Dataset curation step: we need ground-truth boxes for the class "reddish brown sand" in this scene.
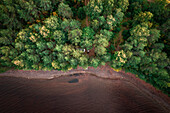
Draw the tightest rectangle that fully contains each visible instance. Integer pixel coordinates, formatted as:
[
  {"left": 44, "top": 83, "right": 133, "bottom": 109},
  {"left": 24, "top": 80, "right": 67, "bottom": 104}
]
[{"left": 0, "top": 65, "right": 169, "bottom": 113}]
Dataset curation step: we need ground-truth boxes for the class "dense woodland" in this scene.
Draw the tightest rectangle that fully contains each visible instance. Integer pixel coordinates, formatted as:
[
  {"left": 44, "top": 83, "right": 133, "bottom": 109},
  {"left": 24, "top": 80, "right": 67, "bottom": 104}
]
[{"left": 0, "top": 0, "right": 169, "bottom": 95}]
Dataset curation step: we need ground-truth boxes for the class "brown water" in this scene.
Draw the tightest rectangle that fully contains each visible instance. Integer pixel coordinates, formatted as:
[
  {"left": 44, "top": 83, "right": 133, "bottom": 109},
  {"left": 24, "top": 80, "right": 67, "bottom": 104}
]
[{"left": 0, "top": 74, "right": 167, "bottom": 113}]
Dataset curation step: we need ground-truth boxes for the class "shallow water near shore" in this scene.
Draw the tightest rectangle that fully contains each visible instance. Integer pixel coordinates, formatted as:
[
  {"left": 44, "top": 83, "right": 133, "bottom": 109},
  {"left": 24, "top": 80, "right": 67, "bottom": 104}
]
[{"left": 0, "top": 74, "right": 168, "bottom": 113}]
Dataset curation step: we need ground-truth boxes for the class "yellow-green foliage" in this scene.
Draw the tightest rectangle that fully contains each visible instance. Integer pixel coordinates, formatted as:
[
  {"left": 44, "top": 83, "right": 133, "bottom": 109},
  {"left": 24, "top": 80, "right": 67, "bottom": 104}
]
[{"left": 112, "top": 68, "right": 122, "bottom": 72}]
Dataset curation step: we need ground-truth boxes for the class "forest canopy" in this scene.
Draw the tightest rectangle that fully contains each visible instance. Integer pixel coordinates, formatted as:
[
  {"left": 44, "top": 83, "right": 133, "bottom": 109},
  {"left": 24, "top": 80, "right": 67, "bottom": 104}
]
[{"left": 0, "top": 0, "right": 170, "bottom": 95}]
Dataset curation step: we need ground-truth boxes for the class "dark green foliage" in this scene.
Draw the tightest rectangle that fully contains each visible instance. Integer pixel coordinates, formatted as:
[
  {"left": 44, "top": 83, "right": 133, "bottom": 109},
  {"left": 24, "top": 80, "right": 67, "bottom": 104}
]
[
  {"left": 149, "top": 0, "right": 169, "bottom": 25},
  {"left": 104, "top": 9, "right": 124, "bottom": 30},
  {"left": 0, "top": 0, "right": 61, "bottom": 67},
  {"left": 40, "top": 0, "right": 52, "bottom": 11},
  {"left": 61, "top": 19, "right": 81, "bottom": 32},
  {"left": 42, "top": 55, "right": 52, "bottom": 65},
  {"left": 98, "top": 16, "right": 106, "bottom": 26},
  {"left": 122, "top": 23, "right": 169, "bottom": 95},
  {"left": 122, "top": 30, "right": 130, "bottom": 40},
  {"left": 133, "top": 11, "right": 153, "bottom": 25},
  {"left": 94, "top": 32, "right": 110, "bottom": 56},
  {"left": 84, "top": 0, "right": 103, "bottom": 20},
  {"left": 0, "top": 67, "right": 12, "bottom": 73},
  {"left": 90, "top": 58, "right": 100, "bottom": 68},
  {"left": 68, "top": 29, "right": 82, "bottom": 46},
  {"left": 100, "top": 29, "right": 113, "bottom": 41},
  {"left": 122, "top": 22, "right": 128, "bottom": 27},
  {"left": 80, "top": 27, "right": 95, "bottom": 50},
  {"left": 52, "top": 30, "right": 66, "bottom": 44},
  {"left": 47, "top": 42, "right": 55, "bottom": 49},
  {"left": 58, "top": 2, "right": 73, "bottom": 19},
  {"left": 91, "top": 19, "right": 99, "bottom": 31},
  {"left": 117, "top": 0, "right": 129, "bottom": 12},
  {"left": 114, "top": 27, "right": 121, "bottom": 32},
  {"left": 160, "top": 19, "right": 170, "bottom": 56},
  {"left": 102, "top": 0, "right": 114, "bottom": 15},
  {"left": 128, "top": 2, "right": 142, "bottom": 16},
  {"left": 78, "top": 7, "right": 86, "bottom": 20}
]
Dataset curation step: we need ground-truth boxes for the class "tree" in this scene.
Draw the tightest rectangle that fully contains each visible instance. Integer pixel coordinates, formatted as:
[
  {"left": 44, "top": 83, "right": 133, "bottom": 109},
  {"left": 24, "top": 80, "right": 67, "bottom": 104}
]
[
  {"left": 62, "top": 44, "right": 74, "bottom": 56},
  {"left": 128, "top": 2, "right": 142, "bottom": 16},
  {"left": 111, "top": 50, "right": 127, "bottom": 68},
  {"left": 114, "top": 8, "right": 124, "bottom": 25},
  {"left": 0, "top": 46, "right": 10, "bottom": 57},
  {"left": 69, "top": 58, "right": 78, "bottom": 68},
  {"left": 36, "top": 41, "right": 47, "bottom": 51},
  {"left": 90, "top": 58, "right": 100, "bottom": 68},
  {"left": 122, "top": 22, "right": 169, "bottom": 93},
  {"left": 42, "top": 55, "right": 52, "bottom": 65},
  {"left": 52, "top": 60, "right": 60, "bottom": 69},
  {"left": 12, "top": 59, "right": 24, "bottom": 68},
  {"left": 68, "top": 29, "right": 82, "bottom": 46},
  {"left": 95, "top": 46, "right": 107, "bottom": 56},
  {"left": 57, "top": 53, "right": 65, "bottom": 62},
  {"left": 39, "top": 26, "right": 50, "bottom": 38},
  {"left": 102, "top": 0, "right": 114, "bottom": 15},
  {"left": 40, "top": 0, "right": 52, "bottom": 11},
  {"left": 98, "top": 16, "right": 106, "bottom": 26},
  {"left": 17, "top": 1, "right": 39, "bottom": 22},
  {"left": 133, "top": 11, "right": 153, "bottom": 25},
  {"left": 130, "top": 23, "right": 150, "bottom": 37},
  {"left": 0, "top": 29, "right": 13, "bottom": 45},
  {"left": 149, "top": 0, "right": 169, "bottom": 24},
  {"left": 69, "top": 19, "right": 81, "bottom": 30},
  {"left": 72, "top": 49, "right": 83, "bottom": 59},
  {"left": 84, "top": 0, "right": 103, "bottom": 19},
  {"left": 94, "top": 33, "right": 109, "bottom": 56},
  {"left": 61, "top": 19, "right": 81, "bottom": 32},
  {"left": 104, "top": 9, "right": 124, "bottom": 30},
  {"left": 80, "top": 27, "right": 95, "bottom": 50},
  {"left": 105, "top": 15, "right": 116, "bottom": 30},
  {"left": 79, "top": 55, "right": 88, "bottom": 68},
  {"left": 78, "top": 7, "right": 86, "bottom": 20},
  {"left": 94, "top": 34, "right": 109, "bottom": 47},
  {"left": 54, "top": 44, "right": 63, "bottom": 52},
  {"left": 58, "top": 2, "right": 73, "bottom": 19},
  {"left": 44, "top": 16, "right": 60, "bottom": 30},
  {"left": 147, "top": 29, "right": 160, "bottom": 44},
  {"left": 160, "top": 19, "right": 170, "bottom": 56},
  {"left": 28, "top": 55, "right": 40, "bottom": 63},
  {"left": 47, "top": 42, "right": 55, "bottom": 49},
  {"left": 52, "top": 30, "right": 66, "bottom": 44},
  {"left": 100, "top": 29, "right": 113, "bottom": 41},
  {"left": 91, "top": 19, "right": 99, "bottom": 31},
  {"left": 117, "top": 0, "right": 129, "bottom": 12},
  {"left": 122, "top": 23, "right": 150, "bottom": 69},
  {"left": 16, "top": 29, "right": 29, "bottom": 42}
]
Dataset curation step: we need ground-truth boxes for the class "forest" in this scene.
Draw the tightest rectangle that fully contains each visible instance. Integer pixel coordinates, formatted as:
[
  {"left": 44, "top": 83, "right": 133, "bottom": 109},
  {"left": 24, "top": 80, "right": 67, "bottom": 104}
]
[{"left": 0, "top": 0, "right": 169, "bottom": 95}]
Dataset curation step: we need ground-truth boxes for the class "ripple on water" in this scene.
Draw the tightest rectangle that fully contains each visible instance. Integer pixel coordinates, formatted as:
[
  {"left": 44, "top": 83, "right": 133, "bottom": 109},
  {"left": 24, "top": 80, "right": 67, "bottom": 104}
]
[{"left": 0, "top": 74, "right": 168, "bottom": 113}]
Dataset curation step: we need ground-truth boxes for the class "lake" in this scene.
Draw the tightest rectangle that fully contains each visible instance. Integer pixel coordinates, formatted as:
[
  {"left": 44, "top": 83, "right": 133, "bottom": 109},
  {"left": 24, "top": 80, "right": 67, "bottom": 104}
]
[{"left": 0, "top": 74, "right": 167, "bottom": 113}]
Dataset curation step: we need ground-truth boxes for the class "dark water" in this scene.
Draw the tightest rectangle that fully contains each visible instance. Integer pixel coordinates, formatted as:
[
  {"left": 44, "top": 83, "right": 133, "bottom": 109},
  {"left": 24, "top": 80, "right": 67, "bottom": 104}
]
[{"left": 0, "top": 74, "right": 167, "bottom": 113}]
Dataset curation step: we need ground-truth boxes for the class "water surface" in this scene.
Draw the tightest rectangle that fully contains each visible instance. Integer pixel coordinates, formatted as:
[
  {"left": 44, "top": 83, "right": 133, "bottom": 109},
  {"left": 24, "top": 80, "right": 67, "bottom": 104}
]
[{"left": 0, "top": 74, "right": 167, "bottom": 113}]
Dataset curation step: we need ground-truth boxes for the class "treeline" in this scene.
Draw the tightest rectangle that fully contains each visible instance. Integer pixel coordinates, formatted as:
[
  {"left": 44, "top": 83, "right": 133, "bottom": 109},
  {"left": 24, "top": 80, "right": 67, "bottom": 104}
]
[{"left": 0, "top": 0, "right": 169, "bottom": 95}]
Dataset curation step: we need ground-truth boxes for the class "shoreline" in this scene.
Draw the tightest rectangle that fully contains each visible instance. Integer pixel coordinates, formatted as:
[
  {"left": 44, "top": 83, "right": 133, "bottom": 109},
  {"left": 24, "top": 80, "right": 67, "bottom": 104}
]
[
  {"left": 0, "top": 65, "right": 170, "bottom": 111},
  {"left": 0, "top": 65, "right": 125, "bottom": 80}
]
